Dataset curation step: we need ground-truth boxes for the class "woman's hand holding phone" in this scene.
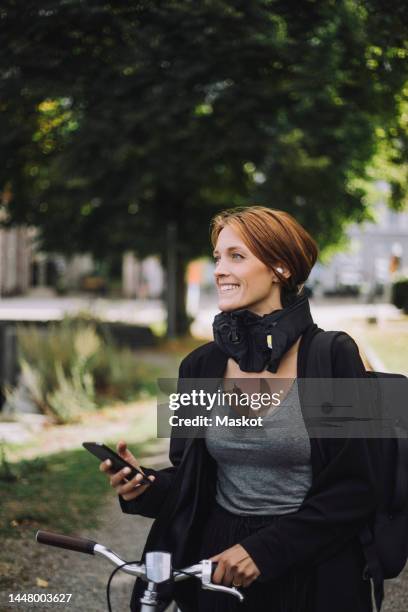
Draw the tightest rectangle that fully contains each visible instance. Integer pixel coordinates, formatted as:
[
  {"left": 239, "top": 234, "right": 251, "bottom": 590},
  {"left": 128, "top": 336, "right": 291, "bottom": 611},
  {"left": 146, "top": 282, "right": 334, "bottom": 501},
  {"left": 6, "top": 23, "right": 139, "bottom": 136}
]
[{"left": 99, "top": 440, "right": 156, "bottom": 501}]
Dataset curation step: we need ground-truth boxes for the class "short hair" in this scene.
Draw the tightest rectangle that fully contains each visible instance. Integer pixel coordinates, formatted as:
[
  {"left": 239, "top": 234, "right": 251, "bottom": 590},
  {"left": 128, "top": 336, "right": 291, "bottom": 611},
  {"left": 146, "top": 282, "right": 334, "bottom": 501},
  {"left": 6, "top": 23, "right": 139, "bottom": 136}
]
[{"left": 210, "top": 205, "right": 319, "bottom": 307}]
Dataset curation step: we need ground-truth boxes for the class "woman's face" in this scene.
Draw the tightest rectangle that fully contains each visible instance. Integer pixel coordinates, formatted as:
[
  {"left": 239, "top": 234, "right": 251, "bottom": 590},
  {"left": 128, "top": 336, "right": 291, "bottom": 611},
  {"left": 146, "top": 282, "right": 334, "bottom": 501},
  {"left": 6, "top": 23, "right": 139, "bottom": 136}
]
[{"left": 213, "top": 225, "right": 284, "bottom": 315}]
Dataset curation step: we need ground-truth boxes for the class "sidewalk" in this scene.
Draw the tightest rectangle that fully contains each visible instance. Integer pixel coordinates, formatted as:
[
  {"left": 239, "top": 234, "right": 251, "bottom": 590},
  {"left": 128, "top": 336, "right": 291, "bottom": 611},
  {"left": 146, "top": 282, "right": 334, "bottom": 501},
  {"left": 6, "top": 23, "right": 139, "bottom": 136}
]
[
  {"left": 0, "top": 295, "right": 165, "bottom": 325},
  {"left": 0, "top": 293, "right": 405, "bottom": 375}
]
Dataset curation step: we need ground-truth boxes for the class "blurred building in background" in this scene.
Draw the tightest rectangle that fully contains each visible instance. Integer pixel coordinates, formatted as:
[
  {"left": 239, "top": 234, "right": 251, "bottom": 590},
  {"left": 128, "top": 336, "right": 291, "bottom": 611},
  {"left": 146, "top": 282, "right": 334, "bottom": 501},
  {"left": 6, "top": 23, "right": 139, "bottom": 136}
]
[
  {"left": 308, "top": 197, "right": 408, "bottom": 298},
  {"left": 0, "top": 224, "right": 164, "bottom": 298},
  {"left": 0, "top": 226, "right": 34, "bottom": 296},
  {"left": 1, "top": 195, "right": 406, "bottom": 301},
  {"left": 122, "top": 253, "right": 164, "bottom": 299}
]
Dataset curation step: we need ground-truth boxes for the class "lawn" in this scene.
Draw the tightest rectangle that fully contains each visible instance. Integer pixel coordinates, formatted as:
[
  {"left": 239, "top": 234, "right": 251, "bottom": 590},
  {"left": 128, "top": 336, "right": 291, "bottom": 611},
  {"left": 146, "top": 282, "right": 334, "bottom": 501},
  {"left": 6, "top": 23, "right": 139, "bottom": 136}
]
[
  {"left": 0, "top": 336, "right": 202, "bottom": 597},
  {"left": 0, "top": 441, "right": 154, "bottom": 540},
  {"left": 0, "top": 440, "right": 155, "bottom": 593},
  {"left": 365, "top": 330, "right": 408, "bottom": 374},
  {"left": 350, "top": 324, "right": 408, "bottom": 375}
]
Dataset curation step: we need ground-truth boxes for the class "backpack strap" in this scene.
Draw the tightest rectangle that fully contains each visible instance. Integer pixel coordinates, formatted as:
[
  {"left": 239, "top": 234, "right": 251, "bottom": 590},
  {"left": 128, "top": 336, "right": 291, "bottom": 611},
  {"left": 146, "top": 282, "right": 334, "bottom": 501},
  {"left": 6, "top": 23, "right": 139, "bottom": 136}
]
[
  {"left": 308, "top": 330, "right": 386, "bottom": 611},
  {"left": 394, "top": 438, "right": 408, "bottom": 512},
  {"left": 306, "top": 330, "right": 344, "bottom": 466},
  {"left": 366, "top": 372, "right": 408, "bottom": 513},
  {"left": 360, "top": 526, "right": 385, "bottom": 612},
  {"left": 306, "top": 329, "right": 342, "bottom": 378}
]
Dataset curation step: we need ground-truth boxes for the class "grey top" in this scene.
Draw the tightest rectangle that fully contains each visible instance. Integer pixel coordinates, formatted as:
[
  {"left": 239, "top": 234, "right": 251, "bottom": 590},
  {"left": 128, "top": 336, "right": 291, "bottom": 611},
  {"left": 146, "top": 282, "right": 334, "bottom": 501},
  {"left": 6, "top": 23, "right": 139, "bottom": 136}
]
[{"left": 205, "top": 379, "right": 313, "bottom": 516}]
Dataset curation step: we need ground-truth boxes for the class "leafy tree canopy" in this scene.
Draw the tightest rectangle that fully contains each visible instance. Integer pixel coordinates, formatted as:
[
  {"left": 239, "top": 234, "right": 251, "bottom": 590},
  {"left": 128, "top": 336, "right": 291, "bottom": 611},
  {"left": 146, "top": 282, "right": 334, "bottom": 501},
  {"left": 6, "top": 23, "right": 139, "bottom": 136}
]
[{"left": 1, "top": 0, "right": 407, "bottom": 263}]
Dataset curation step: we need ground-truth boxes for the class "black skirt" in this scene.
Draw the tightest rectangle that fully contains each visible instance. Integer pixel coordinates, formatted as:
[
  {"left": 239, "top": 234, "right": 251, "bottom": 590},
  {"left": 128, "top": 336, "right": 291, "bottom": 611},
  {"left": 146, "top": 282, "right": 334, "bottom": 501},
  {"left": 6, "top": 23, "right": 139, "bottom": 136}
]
[{"left": 195, "top": 502, "right": 315, "bottom": 612}]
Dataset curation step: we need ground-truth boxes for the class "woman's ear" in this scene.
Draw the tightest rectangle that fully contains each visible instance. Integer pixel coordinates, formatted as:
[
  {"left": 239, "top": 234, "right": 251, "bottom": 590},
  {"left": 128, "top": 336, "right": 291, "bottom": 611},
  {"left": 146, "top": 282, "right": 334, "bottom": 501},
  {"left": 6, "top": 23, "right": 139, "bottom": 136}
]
[{"left": 273, "top": 265, "right": 291, "bottom": 282}]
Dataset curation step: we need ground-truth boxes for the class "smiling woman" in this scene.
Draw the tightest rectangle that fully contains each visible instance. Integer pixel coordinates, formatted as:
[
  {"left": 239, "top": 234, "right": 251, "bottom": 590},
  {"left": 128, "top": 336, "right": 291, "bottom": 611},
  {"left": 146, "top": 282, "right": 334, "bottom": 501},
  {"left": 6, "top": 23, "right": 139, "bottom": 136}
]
[
  {"left": 109, "top": 205, "right": 378, "bottom": 612},
  {"left": 210, "top": 206, "right": 318, "bottom": 313}
]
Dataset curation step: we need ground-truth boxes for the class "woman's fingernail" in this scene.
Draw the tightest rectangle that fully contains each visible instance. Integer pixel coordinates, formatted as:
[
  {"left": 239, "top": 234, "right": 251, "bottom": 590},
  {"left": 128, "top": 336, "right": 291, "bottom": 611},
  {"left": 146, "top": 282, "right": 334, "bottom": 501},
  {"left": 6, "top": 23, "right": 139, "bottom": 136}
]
[
  {"left": 123, "top": 467, "right": 131, "bottom": 475},
  {"left": 106, "top": 460, "right": 111, "bottom": 467}
]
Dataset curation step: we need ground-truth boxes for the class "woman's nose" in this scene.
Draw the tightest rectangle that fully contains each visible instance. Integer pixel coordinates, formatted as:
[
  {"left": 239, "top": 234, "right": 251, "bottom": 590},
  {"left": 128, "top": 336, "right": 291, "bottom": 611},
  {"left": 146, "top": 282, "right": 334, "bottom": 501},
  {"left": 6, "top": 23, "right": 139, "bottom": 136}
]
[{"left": 214, "top": 259, "right": 229, "bottom": 278}]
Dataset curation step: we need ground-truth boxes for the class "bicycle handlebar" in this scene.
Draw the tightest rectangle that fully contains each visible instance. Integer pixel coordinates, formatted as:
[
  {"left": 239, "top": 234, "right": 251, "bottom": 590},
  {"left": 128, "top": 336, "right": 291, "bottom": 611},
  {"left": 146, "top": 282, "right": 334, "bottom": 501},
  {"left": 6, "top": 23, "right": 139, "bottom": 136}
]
[
  {"left": 36, "top": 530, "right": 244, "bottom": 603},
  {"left": 36, "top": 530, "right": 96, "bottom": 555}
]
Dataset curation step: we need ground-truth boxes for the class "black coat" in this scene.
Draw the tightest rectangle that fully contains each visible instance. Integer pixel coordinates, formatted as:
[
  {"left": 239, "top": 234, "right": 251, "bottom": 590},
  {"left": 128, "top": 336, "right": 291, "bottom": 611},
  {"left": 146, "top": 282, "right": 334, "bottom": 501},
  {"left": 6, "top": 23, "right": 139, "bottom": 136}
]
[{"left": 120, "top": 322, "right": 379, "bottom": 611}]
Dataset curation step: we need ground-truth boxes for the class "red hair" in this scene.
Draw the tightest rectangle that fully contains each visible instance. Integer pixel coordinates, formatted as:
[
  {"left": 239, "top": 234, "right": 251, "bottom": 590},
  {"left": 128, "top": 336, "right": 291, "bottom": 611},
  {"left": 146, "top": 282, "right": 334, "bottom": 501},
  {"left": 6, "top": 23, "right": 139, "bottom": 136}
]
[{"left": 210, "top": 206, "right": 319, "bottom": 306}]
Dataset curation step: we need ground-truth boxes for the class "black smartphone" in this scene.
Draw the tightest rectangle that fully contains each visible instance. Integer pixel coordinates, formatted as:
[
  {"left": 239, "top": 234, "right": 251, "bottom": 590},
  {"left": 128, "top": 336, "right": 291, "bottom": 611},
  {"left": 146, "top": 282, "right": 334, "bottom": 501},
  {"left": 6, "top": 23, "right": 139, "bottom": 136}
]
[{"left": 83, "top": 442, "right": 152, "bottom": 486}]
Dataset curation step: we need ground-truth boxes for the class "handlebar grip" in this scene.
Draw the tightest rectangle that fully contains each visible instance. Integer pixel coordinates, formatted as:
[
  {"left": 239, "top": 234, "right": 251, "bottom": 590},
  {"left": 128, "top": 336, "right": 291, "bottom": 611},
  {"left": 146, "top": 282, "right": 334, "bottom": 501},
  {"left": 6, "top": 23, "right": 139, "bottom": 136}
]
[{"left": 36, "top": 530, "right": 96, "bottom": 555}]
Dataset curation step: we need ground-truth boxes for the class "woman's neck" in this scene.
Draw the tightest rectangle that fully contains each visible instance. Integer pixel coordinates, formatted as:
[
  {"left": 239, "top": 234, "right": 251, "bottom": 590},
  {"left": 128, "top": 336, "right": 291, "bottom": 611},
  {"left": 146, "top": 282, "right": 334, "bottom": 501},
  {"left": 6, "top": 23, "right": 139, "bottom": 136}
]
[{"left": 247, "top": 302, "right": 283, "bottom": 316}]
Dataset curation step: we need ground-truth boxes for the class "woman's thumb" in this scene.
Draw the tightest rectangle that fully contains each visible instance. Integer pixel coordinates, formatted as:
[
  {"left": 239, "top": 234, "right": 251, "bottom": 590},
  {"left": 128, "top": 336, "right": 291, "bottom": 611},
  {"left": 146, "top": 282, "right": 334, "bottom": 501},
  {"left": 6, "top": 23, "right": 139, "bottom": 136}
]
[
  {"left": 117, "top": 440, "right": 139, "bottom": 468},
  {"left": 117, "top": 440, "right": 127, "bottom": 456}
]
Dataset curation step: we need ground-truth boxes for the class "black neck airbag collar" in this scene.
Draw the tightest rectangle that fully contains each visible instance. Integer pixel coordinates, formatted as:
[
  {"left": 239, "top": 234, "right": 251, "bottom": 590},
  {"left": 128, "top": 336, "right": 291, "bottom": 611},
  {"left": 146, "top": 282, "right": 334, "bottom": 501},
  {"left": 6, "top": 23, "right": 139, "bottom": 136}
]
[{"left": 212, "top": 294, "right": 314, "bottom": 373}]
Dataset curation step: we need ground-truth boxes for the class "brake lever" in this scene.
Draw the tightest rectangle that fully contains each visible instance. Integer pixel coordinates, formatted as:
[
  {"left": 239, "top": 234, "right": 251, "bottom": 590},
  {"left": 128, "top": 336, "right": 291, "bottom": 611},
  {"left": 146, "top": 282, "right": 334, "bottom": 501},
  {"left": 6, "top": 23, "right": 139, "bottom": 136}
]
[{"left": 200, "top": 559, "right": 244, "bottom": 602}]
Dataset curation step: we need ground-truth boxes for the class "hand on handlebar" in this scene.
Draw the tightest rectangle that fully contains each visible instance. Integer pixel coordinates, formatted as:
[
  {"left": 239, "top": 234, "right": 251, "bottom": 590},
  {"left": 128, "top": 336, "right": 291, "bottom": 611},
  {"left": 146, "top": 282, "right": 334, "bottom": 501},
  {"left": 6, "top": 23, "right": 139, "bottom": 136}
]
[
  {"left": 99, "top": 440, "right": 155, "bottom": 501},
  {"left": 210, "top": 543, "right": 260, "bottom": 589},
  {"left": 36, "top": 532, "right": 245, "bottom": 604}
]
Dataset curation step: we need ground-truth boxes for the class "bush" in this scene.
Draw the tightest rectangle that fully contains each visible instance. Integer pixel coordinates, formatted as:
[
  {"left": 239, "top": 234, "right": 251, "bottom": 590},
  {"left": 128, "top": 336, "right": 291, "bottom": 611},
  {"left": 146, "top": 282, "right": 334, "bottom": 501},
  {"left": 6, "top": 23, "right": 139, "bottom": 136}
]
[
  {"left": 391, "top": 277, "right": 408, "bottom": 313},
  {"left": 5, "top": 317, "right": 159, "bottom": 423}
]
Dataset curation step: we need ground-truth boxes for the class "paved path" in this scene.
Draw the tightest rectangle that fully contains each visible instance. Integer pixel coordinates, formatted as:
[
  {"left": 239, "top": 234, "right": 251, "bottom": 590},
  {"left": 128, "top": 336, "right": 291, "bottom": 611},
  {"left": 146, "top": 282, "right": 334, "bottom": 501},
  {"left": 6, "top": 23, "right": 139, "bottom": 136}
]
[
  {"left": 383, "top": 565, "right": 408, "bottom": 612},
  {"left": 0, "top": 294, "right": 403, "bottom": 332},
  {"left": 0, "top": 295, "right": 165, "bottom": 325}
]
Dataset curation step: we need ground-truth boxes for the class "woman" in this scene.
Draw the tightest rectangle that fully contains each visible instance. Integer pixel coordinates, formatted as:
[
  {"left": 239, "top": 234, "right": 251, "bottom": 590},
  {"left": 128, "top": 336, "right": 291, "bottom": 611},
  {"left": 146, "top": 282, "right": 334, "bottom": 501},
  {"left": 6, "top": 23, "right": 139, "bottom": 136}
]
[{"left": 100, "top": 206, "right": 378, "bottom": 612}]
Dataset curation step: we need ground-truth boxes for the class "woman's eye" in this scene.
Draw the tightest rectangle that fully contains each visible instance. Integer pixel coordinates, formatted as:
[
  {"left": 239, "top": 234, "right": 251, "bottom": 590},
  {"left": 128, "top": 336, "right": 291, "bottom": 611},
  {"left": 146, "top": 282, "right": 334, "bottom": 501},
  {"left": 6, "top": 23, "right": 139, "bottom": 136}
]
[{"left": 213, "top": 253, "right": 243, "bottom": 262}]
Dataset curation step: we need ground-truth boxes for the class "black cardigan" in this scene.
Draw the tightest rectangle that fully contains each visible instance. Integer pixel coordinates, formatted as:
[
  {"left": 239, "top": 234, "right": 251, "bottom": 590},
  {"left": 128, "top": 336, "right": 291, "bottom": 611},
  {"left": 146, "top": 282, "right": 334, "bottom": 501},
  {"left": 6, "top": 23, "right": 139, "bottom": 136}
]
[{"left": 120, "top": 323, "right": 379, "bottom": 611}]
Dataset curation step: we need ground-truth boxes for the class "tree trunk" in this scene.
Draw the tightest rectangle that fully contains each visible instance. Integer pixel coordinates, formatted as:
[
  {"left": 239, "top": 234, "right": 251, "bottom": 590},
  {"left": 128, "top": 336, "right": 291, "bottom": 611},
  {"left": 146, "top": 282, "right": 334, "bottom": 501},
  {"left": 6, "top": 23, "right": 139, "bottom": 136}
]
[
  {"left": 174, "top": 254, "right": 190, "bottom": 336},
  {"left": 166, "top": 223, "right": 190, "bottom": 338}
]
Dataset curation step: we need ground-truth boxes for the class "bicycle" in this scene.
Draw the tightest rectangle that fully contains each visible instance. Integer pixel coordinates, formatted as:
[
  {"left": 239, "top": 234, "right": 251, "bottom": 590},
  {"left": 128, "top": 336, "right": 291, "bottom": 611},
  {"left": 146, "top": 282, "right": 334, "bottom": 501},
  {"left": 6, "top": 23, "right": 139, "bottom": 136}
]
[{"left": 36, "top": 530, "right": 245, "bottom": 611}]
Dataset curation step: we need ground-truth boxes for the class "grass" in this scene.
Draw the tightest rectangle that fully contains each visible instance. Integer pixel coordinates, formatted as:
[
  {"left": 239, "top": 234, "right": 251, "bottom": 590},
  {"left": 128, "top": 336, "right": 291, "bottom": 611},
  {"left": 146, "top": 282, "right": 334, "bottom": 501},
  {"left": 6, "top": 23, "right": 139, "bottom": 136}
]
[
  {"left": 0, "top": 426, "right": 162, "bottom": 592},
  {"left": 158, "top": 335, "right": 206, "bottom": 354},
  {"left": 366, "top": 330, "right": 408, "bottom": 373},
  {"left": 10, "top": 320, "right": 163, "bottom": 424},
  {"left": 0, "top": 335, "right": 204, "bottom": 542},
  {"left": 0, "top": 441, "right": 153, "bottom": 541},
  {"left": 352, "top": 325, "right": 408, "bottom": 375},
  {"left": 0, "top": 396, "right": 160, "bottom": 464},
  {"left": 1, "top": 335, "right": 204, "bottom": 462},
  {"left": 0, "top": 335, "right": 204, "bottom": 594}
]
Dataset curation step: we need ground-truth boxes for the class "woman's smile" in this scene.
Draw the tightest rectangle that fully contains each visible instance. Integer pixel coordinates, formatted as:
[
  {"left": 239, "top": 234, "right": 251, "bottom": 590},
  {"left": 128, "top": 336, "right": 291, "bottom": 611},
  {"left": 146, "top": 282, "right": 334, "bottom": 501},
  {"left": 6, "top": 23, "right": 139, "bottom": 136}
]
[
  {"left": 218, "top": 283, "right": 241, "bottom": 293},
  {"left": 213, "top": 225, "right": 281, "bottom": 314}
]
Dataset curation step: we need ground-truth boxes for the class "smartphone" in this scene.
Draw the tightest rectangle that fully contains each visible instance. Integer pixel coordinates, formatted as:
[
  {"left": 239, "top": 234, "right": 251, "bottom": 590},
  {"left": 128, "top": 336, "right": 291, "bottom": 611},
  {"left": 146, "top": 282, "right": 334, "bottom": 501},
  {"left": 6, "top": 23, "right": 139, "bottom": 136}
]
[{"left": 83, "top": 442, "right": 152, "bottom": 486}]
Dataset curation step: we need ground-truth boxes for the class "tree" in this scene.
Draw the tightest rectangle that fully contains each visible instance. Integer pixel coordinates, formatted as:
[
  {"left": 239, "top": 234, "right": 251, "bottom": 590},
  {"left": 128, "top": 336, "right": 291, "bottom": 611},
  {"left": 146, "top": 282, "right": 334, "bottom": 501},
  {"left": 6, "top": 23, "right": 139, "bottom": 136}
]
[{"left": 1, "top": 0, "right": 407, "bottom": 334}]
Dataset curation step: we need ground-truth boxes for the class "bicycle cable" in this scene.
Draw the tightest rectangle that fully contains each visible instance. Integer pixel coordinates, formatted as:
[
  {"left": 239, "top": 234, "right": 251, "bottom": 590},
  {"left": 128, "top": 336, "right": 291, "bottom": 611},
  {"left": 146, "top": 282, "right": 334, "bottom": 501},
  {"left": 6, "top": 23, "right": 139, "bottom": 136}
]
[
  {"left": 173, "top": 569, "right": 200, "bottom": 578},
  {"left": 106, "top": 559, "right": 141, "bottom": 612}
]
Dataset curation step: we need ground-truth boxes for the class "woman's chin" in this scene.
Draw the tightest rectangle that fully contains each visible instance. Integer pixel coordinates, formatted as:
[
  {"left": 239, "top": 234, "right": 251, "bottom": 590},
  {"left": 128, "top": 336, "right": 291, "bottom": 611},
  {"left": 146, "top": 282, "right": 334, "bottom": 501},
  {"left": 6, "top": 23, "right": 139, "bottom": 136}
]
[{"left": 218, "top": 297, "right": 246, "bottom": 312}]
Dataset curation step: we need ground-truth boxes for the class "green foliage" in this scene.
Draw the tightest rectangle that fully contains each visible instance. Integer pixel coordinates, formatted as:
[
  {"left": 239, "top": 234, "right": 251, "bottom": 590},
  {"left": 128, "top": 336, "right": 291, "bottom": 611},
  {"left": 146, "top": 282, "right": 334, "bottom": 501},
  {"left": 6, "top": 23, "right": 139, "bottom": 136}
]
[
  {"left": 91, "top": 344, "right": 157, "bottom": 401},
  {"left": 0, "top": 449, "right": 110, "bottom": 539},
  {"left": 46, "top": 361, "right": 97, "bottom": 423},
  {"left": 1, "top": 1, "right": 407, "bottom": 258},
  {"left": 0, "top": 442, "right": 154, "bottom": 541},
  {"left": 0, "top": 443, "right": 18, "bottom": 482},
  {"left": 5, "top": 319, "right": 158, "bottom": 423},
  {"left": 15, "top": 322, "right": 96, "bottom": 401}
]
